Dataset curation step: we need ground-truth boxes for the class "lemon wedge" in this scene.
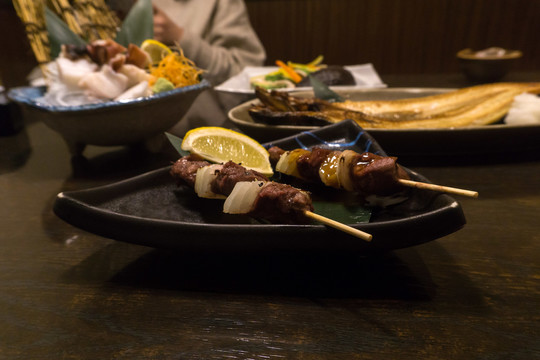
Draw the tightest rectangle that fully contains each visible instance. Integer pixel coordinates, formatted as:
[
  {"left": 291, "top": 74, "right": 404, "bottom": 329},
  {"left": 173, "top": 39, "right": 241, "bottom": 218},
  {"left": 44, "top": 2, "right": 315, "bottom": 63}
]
[
  {"left": 181, "top": 127, "right": 273, "bottom": 176},
  {"left": 141, "top": 39, "right": 172, "bottom": 65}
]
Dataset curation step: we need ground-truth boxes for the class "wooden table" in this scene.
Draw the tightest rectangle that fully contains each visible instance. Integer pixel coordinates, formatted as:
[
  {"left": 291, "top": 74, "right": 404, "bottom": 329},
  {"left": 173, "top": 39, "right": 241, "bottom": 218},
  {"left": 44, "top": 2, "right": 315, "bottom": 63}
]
[{"left": 1, "top": 74, "right": 539, "bottom": 359}]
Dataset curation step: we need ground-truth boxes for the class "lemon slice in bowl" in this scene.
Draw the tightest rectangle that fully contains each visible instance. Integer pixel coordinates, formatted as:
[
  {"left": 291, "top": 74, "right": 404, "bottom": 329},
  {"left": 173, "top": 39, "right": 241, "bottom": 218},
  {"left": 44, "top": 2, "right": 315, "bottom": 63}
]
[
  {"left": 181, "top": 127, "right": 273, "bottom": 176},
  {"left": 141, "top": 39, "right": 172, "bottom": 65}
]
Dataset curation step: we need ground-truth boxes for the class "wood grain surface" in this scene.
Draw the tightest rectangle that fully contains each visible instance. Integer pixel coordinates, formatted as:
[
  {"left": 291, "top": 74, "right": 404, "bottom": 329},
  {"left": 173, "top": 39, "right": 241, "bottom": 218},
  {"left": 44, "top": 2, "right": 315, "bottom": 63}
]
[{"left": 1, "top": 74, "right": 539, "bottom": 359}]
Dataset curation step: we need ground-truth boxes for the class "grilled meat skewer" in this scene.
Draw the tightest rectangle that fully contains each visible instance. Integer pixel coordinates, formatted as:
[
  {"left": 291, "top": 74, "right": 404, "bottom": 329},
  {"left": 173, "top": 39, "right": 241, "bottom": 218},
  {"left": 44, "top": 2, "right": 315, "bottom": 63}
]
[
  {"left": 269, "top": 146, "right": 410, "bottom": 196},
  {"left": 170, "top": 155, "right": 313, "bottom": 224}
]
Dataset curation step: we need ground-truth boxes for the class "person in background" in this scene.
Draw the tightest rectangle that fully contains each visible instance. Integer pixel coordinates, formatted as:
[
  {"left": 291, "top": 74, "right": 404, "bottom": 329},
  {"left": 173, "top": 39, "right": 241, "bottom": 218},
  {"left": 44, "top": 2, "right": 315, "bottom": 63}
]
[
  {"left": 153, "top": 0, "right": 266, "bottom": 86},
  {"left": 110, "top": 0, "right": 266, "bottom": 138}
]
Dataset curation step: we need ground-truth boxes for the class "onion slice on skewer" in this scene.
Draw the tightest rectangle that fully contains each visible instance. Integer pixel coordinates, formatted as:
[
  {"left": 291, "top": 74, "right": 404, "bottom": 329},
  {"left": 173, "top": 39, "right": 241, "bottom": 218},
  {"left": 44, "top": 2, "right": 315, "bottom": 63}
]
[
  {"left": 194, "top": 164, "right": 225, "bottom": 199},
  {"left": 275, "top": 149, "right": 309, "bottom": 178},
  {"left": 336, "top": 150, "right": 358, "bottom": 192},
  {"left": 223, "top": 181, "right": 266, "bottom": 214}
]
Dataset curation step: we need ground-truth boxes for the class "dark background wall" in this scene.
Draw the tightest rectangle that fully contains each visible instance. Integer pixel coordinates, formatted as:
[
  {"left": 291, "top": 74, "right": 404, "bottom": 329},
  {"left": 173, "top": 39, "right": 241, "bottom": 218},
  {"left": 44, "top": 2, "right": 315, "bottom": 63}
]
[
  {"left": 0, "top": 0, "right": 38, "bottom": 88},
  {"left": 245, "top": 0, "right": 540, "bottom": 74},
  {"left": 2, "top": 0, "right": 539, "bottom": 88}
]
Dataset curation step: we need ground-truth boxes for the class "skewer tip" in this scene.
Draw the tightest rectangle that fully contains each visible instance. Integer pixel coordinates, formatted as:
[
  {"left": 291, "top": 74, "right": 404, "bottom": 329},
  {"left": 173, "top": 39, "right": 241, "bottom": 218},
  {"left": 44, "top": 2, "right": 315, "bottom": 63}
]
[{"left": 398, "top": 178, "right": 478, "bottom": 198}]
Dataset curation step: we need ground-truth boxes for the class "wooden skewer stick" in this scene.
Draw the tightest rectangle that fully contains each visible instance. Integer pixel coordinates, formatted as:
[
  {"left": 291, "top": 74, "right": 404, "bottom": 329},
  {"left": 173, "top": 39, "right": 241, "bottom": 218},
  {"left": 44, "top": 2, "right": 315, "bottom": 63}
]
[
  {"left": 304, "top": 211, "right": 373, "bottom": 242},
  {"left": 398, "top": 179, "right": 478, "bottom": 198}
]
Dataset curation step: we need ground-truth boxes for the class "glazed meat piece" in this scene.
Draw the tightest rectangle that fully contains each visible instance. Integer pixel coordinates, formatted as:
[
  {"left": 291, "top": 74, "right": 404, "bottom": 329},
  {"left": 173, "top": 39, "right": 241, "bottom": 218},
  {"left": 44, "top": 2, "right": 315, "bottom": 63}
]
[
  {"left": 170, "top": 155, "right": 210, "bottom": 187},
  {"left": 296, "top": 147, "right": 335, "bottom": 182},
  {"left": 268, "top": 146, "right": 286, "bottom": 166},
  {"left": 211, "top": 161, "right": 268, "bottom": 196},
  {"left": 347, "top": 152, "right": 409, "bottom": 196},
  {"left": 249, "top": 182, "right": 313, "bottom": 224},
  {"left": 125, "top": 43, "right": 151, "bottom": 68},
  {"left": 86, "top": 39, "right": 127, "bottom": 66}
]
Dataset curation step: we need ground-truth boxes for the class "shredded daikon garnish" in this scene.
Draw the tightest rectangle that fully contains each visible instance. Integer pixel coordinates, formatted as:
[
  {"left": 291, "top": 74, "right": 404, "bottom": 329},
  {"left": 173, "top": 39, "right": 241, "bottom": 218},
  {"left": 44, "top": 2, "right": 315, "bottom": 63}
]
[{"left": 505, "top": 93, "right": 540, "bottom": 125}]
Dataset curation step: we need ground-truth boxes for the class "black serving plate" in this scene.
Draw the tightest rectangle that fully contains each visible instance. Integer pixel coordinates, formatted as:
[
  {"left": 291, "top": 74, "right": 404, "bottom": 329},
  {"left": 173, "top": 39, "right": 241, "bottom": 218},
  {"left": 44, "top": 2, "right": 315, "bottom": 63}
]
[{"left": 54, "top": 120, "right": 466, "bottom": 253}]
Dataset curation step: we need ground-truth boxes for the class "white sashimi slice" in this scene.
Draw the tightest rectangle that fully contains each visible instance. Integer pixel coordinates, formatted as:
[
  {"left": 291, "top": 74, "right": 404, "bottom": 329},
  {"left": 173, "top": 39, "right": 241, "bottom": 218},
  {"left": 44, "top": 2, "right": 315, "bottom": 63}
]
[
  {"left": 56, "top": 57, "right": 98, "bottom": 89},
  {"left": 194, "top": 165, "right": 225, "bottom": 199},
  {"left": 115, "top": 81, "right": 152, "bottom": 101},
  {"left": 78, "top": 64, "right": 129, "bottom": 99},
  {"left": 118, "top": 64, "right": 152, "bottom": 88},
  {"left": 223, "top": 181, "right": 266, "bottom": 214}
]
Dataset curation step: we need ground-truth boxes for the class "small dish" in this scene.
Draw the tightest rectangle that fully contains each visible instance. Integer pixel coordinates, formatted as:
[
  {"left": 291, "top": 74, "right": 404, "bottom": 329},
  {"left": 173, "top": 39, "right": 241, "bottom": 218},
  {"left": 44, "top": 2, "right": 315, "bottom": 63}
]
[
  {"left": 457, "top": 47, "right": 522, "bottom": 82},
  {"left": 8, "top": 80, "right": 210, "bottom": 156},
  {"left": 214, "top": 64, "right": 386, "bottom": 94}
]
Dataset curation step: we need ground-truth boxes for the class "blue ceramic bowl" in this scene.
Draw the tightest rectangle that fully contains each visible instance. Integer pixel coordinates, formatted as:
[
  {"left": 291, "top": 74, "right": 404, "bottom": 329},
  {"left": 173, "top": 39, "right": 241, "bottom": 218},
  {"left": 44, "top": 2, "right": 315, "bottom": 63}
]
[{"left": 8, "top": 79, "right": 210, "bottom": 155}]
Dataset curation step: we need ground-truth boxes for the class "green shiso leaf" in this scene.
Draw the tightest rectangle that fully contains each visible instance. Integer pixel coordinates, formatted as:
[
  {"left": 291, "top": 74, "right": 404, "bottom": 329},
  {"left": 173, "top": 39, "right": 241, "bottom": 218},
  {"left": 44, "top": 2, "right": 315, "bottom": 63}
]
[
  {"left": 312, "top": 200, "right": 371, "bottom": 224},
  {"left": 115, "top": 0, "right": 153, "bottom": 47},
  {"left": 45, "top": 7, "right": 86, "bottom": 59},
  {"left": 165, "top": 132, "right": 190, "bottom": 157},
  {"left": 45, "top": 0, "right": 153, "bottom": 59},
  {"left": 309, "top": 74, "right": 344, "bottom": 103}
]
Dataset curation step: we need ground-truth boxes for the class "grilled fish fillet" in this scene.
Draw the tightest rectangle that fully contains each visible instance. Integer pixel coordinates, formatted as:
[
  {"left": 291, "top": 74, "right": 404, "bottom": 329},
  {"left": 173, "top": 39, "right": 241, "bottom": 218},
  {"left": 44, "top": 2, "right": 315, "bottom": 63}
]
[
  {"left": 252, "top": 82, "right": 540, "bottom": 129},
  {"left": 329, "top": 82, "right": 540, "bottom": 128}
]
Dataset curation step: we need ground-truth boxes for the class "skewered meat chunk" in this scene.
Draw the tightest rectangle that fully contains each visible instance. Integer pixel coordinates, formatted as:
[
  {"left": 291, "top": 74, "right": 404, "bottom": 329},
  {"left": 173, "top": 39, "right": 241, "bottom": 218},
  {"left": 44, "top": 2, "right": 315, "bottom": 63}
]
[
  {"left": 211, "top": 161, "right": 268, "bottom": 196},
  {"left": 343, "top": 151, "right": 409, "bottom": 196},
  {"left": 268, "top": 146, "right": 286, "bottom": 165},
  {"left": 296, "top": 147, "right": 337, "bottom": 182},
  {"left": 271, "top": 146, "right": 410, "bottom": 196},
  {"left": 170, "top": 154, "right": 210, "bottom": 187},
  {"left": 252, "top": 182, "right": 313, "bottom": 224}
]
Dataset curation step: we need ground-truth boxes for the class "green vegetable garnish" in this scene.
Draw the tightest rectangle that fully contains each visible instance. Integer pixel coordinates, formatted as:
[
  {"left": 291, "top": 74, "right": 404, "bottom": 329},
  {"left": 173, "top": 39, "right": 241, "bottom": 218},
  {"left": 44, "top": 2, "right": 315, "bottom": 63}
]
[
  {"left": 265, "top": 73, "right": 288, "bottom": 81},
  {"left": 152, "top": 77, "right": 175, "bottom": 93}
]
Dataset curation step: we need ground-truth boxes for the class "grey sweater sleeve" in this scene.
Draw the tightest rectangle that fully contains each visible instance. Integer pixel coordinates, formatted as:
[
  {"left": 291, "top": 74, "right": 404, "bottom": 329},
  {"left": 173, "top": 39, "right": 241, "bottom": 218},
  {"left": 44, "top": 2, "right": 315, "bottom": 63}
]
[{"left": 175, "top": 0, "right": 266, "bottom": 85}]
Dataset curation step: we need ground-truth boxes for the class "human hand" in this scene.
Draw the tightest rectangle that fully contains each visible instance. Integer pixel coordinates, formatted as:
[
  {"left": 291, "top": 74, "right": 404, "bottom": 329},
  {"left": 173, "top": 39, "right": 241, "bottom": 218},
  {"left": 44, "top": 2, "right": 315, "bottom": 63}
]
[{"left": 153, "top": 5, "right": 184, "bottom": 45}]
